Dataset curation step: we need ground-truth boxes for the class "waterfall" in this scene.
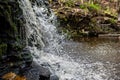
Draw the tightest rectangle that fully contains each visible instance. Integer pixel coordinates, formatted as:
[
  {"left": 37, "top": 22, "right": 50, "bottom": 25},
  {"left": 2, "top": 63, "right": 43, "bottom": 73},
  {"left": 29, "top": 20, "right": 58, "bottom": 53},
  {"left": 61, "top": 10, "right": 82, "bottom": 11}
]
[
  {"left": 18, "top": 0, "right": 66, "bottom": 78},
  {"left": 19, "top": 0, "right": 63, "bottom": 52},
  {"left": 18, "top": 0, "right": 119, "bottom": 80}
]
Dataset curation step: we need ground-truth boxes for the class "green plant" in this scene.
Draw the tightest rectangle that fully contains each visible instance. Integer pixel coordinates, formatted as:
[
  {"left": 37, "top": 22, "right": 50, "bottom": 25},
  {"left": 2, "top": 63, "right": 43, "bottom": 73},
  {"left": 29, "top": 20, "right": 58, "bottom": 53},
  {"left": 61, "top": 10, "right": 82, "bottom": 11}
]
[
  {"left": 109, "top": 18, "right": 117, "bottom": 24},
  {"left": 65, "top": 0, "right": 74, "bottom": 7},
  {"left": 87, "top": 3, "right": 101, "bottom": 12},
  {"left": 79, "top": 4, "right": 87, "bottom": 9}
]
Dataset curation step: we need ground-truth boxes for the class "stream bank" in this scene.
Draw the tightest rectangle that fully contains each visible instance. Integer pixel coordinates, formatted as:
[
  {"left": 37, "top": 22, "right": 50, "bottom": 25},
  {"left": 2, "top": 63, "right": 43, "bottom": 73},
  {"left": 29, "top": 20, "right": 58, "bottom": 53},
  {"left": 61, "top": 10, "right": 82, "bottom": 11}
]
[{"left": 50, "top": 0, "right": 120, "bottom": 38}]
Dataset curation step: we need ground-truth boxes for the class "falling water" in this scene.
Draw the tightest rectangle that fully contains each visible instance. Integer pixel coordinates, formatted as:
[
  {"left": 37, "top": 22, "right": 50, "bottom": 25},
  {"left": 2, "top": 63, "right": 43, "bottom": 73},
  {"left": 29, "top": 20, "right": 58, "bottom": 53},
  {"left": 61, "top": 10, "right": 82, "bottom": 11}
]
[{"left": 18, "top": 0, "right": 120, "bottom": 80}]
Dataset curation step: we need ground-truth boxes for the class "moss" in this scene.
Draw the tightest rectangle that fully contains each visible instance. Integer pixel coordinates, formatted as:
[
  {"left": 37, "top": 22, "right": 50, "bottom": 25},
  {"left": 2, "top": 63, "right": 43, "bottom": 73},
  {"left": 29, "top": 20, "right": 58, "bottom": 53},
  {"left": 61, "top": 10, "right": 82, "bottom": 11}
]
[
  {"left": 0, "top": 0, "right": 26, "bottom": 60},
  {"left": 87, "top": 3, "right": 101, "bottom": 14},
  {"left": 0, "top": 2, "right": 18, "bottom": 41},
  {"left": 79, "top": 4, "right": 87, "bottom": 9},
  {"left": 0, "top": 43, "right": 7, "bottom": 59},
  {"left": 64, "top": 0, "right": 74, "bottom": 7},
  {"left": 109, "top": 18, "right": 117, "bottom": 24},
  {"left": 11, "top": 42, "right": 24, "bottom": 51},
  {"left": 5, "top": 11, "right": 17, "bottom": 37}
]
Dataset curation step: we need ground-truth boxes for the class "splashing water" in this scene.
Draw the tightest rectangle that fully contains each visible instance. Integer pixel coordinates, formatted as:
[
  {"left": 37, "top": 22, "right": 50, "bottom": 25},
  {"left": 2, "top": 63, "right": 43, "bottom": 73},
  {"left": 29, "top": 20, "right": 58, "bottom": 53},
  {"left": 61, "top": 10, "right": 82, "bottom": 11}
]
[{"left": 18, "top": 0, "right": 120, "bottom": 80}]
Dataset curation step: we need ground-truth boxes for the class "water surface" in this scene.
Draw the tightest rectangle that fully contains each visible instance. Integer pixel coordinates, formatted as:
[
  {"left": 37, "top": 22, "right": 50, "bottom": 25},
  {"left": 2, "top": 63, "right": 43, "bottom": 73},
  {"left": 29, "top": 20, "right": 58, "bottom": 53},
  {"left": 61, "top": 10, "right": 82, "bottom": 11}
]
[
  {"left": 56, "top": 37, "right": 120, "bottom": 80},
  {"left": 63, "top": 37, "right": 120, "bottom": 63}
]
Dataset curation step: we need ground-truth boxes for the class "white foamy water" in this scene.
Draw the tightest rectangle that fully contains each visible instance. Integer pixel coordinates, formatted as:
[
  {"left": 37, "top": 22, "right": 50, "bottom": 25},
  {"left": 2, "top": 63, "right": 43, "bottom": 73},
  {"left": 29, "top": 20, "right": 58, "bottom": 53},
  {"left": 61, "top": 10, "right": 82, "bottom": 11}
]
[{"left": 18, "top": 0, "right": 120, "bottom": 80}]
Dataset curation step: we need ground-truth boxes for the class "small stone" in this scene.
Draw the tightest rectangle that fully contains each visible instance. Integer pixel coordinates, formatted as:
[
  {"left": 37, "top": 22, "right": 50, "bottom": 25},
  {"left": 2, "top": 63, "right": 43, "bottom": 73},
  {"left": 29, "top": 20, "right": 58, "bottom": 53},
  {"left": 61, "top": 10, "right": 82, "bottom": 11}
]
[{"left": 50, "top": 74, "right": 59, "bottom": 80}]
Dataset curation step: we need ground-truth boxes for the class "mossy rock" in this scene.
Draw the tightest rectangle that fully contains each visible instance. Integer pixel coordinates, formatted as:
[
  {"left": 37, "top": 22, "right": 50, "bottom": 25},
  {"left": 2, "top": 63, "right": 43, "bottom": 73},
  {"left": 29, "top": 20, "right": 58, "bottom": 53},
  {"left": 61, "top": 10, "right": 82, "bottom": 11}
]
[
  {"left": 0, "top": 43, "right": 7, "bottom": 59},
  {"left": 0, "top": 5, "right": 16, "bottom": 43},
  {"left": 0, "top": 0, "right": 33, "bottom": 75}
]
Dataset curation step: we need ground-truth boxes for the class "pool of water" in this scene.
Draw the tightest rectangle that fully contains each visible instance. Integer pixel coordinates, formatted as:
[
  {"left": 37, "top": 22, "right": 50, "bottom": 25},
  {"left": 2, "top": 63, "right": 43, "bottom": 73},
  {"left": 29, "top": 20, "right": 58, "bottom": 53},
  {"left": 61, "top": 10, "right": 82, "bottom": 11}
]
[
  {"left": 63, "top": 37, "right": 120, "bottom": 63},
  {"left": 38, "top": 37, "right": 120, "bottom": 80},
  {"left": 59, "top": 37, "right": 120, "bottom": 80}
]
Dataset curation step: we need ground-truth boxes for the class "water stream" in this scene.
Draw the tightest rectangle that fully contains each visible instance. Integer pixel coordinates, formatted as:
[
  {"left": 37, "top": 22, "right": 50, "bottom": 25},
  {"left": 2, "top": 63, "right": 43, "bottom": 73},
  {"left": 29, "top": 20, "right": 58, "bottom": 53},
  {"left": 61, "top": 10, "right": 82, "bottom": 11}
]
[{"left": 19, "top": 0, "right": 120, "bottom": 80}]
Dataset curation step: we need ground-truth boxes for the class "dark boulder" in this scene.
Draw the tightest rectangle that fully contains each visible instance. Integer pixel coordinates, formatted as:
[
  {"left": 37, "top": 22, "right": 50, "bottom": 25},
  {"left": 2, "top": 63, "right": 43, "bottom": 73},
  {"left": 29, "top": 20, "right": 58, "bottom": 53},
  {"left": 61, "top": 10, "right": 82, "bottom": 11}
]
[
  {"left": 23, "top": 62, "right": 59, "bottom": 80},
  {"left": 0, "top": 0, "right": 32, "bottom": 77}
]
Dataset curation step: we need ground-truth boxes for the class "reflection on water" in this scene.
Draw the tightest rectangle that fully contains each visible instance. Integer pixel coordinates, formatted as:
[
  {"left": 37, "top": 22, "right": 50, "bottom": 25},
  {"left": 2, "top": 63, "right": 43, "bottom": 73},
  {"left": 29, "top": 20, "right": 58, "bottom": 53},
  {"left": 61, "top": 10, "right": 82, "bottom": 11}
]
[{"left": 64, "top": 37, "right": 120, "bottom": 63}]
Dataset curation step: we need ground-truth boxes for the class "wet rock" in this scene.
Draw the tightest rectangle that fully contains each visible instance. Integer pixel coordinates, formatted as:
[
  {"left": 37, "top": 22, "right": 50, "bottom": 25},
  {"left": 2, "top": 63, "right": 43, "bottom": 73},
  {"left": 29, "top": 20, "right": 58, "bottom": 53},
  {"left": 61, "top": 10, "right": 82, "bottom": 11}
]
[
  {"left": 0, "top": 47, "right": 32, "bottom": 77},
  {"left": 41, "top": 62, "right": 52, "bottom": 67},
  {"left": 0, "top": 0, "right": 29, "bottom": 76},
  {"left": 44, "top": 0, "right": 49, "bottom": 6},
  {"left": 50, "top": 75, "right": 59, "bottom": 80},
  {"left": 0, "top": 64, "right": 10, "bottom": 77},
  {"left": 0, "top": 43, "right": 7, "bottom": 60},
  {"left": 0, "top": 1, "right": 59, "bottom": 80},
  {"left": 39, "top": 66, "right": 51, "bottom": 79},
  {"left": 21, "top": 48, "right": 33, "bottom": 67},
  {"left": 23, "top": 62, "right": 50, "bottom": 80},
  {"left": 23, "top": 62, "right": 59, "bottom": 80}
]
